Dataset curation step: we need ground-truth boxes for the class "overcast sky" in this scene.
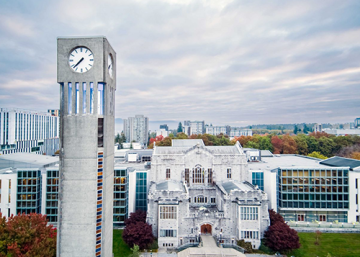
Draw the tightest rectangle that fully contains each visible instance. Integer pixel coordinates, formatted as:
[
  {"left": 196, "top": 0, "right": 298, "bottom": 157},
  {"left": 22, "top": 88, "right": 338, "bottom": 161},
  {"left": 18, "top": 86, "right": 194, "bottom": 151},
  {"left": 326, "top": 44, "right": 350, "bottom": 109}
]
[{"left": 0, "top": 0, "right": 359, "bottom": 127}]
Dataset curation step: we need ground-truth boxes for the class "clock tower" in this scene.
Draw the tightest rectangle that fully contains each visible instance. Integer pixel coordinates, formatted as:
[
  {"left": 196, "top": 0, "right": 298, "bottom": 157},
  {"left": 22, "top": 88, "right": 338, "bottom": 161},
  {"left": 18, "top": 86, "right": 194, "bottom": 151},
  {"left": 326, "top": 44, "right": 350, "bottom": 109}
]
[{"left": 57, "top": 37, "right": 116, "bottom": 257}]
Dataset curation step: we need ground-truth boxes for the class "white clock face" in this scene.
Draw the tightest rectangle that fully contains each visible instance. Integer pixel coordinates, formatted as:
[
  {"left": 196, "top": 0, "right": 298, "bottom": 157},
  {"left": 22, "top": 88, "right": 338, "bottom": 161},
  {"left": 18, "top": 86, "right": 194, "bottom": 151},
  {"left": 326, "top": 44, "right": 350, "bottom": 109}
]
[
  {"left": 69, "top": 47, "right": 94, "bottom": 73},
  {"left": 108, "top": 54, "right": 113, "bottom": 78}
]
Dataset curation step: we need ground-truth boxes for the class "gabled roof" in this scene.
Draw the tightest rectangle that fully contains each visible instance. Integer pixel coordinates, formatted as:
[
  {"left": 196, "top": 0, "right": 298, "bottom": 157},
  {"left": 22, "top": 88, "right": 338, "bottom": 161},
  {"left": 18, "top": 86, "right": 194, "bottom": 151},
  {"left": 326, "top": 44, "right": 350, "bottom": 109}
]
[
  {"left": 154, "top": 139, "right": 244, "bottom": 155},
  {"left": 320, "top": 156, "right": 360, "bottom": 170},
  {"left": 172, "top": 139, "right": 204, "bottom": 147}
]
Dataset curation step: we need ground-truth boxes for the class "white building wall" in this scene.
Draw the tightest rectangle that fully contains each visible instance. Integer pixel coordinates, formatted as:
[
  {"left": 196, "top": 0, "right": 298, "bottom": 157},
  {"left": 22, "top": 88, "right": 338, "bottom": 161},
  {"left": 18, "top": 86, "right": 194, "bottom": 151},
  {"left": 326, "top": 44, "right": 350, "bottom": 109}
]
[
  {"left": 348, "top": 169, "right": 360, "bottom": 223},
  {"left": 264, "top": 170, "right": 277, "bottom": 212},
  {"left": 0, "top": 171, "right": 17, "bottom": 218}
]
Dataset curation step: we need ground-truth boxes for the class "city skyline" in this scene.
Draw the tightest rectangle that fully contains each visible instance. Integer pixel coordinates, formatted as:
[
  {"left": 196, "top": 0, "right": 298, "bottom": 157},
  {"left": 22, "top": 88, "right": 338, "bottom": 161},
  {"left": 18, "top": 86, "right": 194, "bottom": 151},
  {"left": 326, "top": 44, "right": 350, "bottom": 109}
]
[{"left": 1, "top": 0, "right": 360, "bottom": 126}]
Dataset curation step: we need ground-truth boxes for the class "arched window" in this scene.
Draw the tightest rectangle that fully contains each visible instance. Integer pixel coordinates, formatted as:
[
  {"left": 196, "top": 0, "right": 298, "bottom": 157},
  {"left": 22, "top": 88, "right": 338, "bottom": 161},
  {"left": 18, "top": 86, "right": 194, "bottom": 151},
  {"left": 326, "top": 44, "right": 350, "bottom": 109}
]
[
  {"left": 193, "top": 167, "right": 204, "bottom": 184},
  {"left": 194, "top": 195, "right": 207, "bottom": 203}
]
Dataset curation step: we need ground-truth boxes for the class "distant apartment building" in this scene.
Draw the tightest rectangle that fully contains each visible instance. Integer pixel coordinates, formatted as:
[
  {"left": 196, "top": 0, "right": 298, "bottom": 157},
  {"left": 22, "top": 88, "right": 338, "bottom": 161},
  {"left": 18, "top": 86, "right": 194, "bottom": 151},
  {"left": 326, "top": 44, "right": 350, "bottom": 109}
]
[
  {"left": 313, "top": 123, "right": 322, "bottom": 133},
  {"left": 205, "top": 125, "right": 230, "bottom": 136},
  {"left": 322, "top": 128, "right": 360, "bottom": 136},
  {"left": 230, "top": 127, "right": 252, "bottom": 137},
  {"left": 123, "top": 115, "right": 149, "bottom": 146},
  {"left": 0, "top": 108, "right": 59, "bottom": 155},
  {"left": 156, "top": 129, "right": 168, "bottom": 138},
  {"left": 159, "top": 124, "right": 169, "bottom": 131},
  {"left": 183, "top": 120, "right": 205, "bottom": 135}
]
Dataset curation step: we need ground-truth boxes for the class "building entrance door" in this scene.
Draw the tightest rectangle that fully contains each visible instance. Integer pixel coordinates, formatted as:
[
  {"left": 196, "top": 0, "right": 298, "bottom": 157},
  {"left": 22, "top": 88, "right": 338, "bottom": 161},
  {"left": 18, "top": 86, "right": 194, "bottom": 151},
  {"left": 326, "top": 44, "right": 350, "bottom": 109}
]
[{"left": 201, "top": 224, "right": 212, "bottom": 234}]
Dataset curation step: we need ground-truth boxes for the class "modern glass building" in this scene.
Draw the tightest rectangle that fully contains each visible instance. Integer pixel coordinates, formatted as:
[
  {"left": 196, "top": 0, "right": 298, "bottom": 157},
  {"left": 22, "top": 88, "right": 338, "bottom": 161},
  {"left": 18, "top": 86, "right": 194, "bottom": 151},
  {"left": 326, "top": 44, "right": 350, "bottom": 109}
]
[
  {"left": 17, "top": 170, "right": 42, "bottom": 214},
  {"left": 113, "top": 168, "right": 128, "bottom": 227},
  {"left": 135, "top": 172, "right": 147, "bottom": 211},
  {"left": 252, "top": 172, "right": 264, "bottom": 191},
  {"left": 278, "top": 167, "right": 349, "bottom": 222},
  {"left": 45, "top": 169, "right": 59, "bottom": 223}
]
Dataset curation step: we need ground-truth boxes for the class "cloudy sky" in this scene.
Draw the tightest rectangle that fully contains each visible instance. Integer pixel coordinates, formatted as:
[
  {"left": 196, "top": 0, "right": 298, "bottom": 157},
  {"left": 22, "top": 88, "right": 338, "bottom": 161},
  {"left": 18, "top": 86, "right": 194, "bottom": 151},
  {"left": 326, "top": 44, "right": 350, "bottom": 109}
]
[{"left": 1, "top": 0, "right": 359, "bottom": 128}]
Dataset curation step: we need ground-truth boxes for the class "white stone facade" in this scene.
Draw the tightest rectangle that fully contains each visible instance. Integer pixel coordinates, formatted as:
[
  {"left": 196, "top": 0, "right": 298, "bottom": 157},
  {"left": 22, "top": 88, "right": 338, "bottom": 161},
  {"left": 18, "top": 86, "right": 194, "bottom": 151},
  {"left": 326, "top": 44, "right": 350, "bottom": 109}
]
[{"left": 147, "top": 140, "right": 269, "bottom": 250}]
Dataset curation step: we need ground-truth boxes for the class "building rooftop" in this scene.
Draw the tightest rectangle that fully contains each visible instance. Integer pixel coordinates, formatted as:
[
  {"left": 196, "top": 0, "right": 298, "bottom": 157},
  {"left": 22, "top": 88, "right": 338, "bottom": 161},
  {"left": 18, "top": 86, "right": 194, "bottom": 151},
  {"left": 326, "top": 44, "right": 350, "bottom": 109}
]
[
  {"left": 0, "top": 153, "right": 59, "bottom": 169},
  {"left": 220, "top": 181, "right": 255, "bottom": 194},
  {"left": 172, "top": 139, "right": 204, "bottom": 147},
  {"left": 320, "top": 156, "right": 360, "bottom": 170},
  {"left": 155, "top": 140, "right": 243, "bottom": 155},
  {"left": 156, "top": 180, "right": 185, "bottom": 191},
  {"left": 248, "top": 154, "right": 350, "bottom": 171}
]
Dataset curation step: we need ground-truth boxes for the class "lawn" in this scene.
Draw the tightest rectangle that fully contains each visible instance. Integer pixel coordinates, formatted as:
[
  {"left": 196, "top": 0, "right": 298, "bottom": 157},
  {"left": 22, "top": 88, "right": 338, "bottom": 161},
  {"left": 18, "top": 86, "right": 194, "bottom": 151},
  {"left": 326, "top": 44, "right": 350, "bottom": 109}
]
[
  {"left": 113, "top": 229, "right": 132, "bottom": 257},
  {"left": 288, "top": 232, "right": 360, "bottom": 257}
]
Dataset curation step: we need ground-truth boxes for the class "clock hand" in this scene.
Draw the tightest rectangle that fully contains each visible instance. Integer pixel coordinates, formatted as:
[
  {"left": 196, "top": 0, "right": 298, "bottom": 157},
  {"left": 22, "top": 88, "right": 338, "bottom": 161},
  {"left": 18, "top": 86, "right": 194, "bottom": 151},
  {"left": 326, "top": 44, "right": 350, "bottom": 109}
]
[
  {"left": 108, "top": 64, "right": 111, "bottom": 69},
  {"left": 73, "top": 57, "right": 84, "bottom": 68}
]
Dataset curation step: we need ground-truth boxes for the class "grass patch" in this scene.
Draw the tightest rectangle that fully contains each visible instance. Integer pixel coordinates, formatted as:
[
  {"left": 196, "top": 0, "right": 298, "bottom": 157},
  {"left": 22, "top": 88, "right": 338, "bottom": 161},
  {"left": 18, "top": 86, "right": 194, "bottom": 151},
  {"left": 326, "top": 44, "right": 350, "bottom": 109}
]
[
  {"left": 288, "top": 232, "right": 360, "bottom": 257},
  {"left": 113, "top": 229, "right": 132, "bottom": 257}
]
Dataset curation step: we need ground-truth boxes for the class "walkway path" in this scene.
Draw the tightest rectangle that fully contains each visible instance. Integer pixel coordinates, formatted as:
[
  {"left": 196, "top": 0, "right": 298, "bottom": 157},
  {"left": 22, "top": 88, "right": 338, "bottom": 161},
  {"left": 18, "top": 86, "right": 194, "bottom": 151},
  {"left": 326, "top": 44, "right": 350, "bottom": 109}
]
[{"left": 177, "top": 235, "right": 246, "bottom": 257}]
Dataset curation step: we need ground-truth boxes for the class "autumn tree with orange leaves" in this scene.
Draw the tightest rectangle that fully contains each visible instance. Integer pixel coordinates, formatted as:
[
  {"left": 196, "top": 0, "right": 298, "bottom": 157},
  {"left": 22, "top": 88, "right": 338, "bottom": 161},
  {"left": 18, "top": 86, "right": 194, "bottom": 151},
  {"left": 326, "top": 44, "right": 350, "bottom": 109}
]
[{"left": 0, "top": 213, "right": 56, "bottom": 257}]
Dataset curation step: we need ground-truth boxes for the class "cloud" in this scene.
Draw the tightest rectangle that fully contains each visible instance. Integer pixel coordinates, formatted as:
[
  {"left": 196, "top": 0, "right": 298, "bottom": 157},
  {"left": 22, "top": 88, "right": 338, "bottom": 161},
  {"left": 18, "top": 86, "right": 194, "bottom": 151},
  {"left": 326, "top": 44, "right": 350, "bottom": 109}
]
[{"left": 0, "top": 0, "right": 359, "bottom": 128}]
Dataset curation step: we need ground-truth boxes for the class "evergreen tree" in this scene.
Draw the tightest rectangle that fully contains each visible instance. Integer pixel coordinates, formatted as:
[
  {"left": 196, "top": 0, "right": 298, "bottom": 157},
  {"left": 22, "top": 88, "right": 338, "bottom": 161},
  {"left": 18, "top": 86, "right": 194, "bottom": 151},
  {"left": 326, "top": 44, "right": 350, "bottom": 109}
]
[{"left": 177, "top": 122, "right": 183, "bottom": 133}]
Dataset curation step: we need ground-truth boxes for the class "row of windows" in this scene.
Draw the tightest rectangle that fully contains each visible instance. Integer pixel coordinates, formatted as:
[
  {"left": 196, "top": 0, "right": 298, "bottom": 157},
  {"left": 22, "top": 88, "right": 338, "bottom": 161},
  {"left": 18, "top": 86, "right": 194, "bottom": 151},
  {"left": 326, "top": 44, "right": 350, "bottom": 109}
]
[
  {"left": 280, "top": 186, "right": 348, "bottom": 193},
  {"left": 281, "top": 178, "right": 349, "bottom": 185},
  {"left": 184, "top": 168, "right": 215, "bottom": 185},
  {"left": 159, "top": 229, "right": 177, "bottom": 237},
  {"left": 18, "top": 171, "right": 39, "bottom": 178},
  {"left": 280, "top": 201, "right": 349, "bottom": 209},
  {"left": 114, "top": 185, "right": 126, "bottom": 192},
  {"left": 281, "top": 170, "right": 348, "bottom": 178},
  {"left": 240, "top": 207, "right": 258, "bottom": 220},
  {"left": 160, "top": 206, "right": 177, "bottom": 219},
  {"left": 114, "top": 169, "right": 126, "bottom": 177},
  {"left": 114, "top": 177, "right": 126, "bottom": 184},
  {"left": 282, "top": 193, "right": 349, "bottom": 201},
  {"left": 47, "top": 170, "right": 59, "bottom": 178},
  {"left": 240, "top": 231, "right": 259, "bottom": 240},
  {"left": 191, "top": 196, "right": 216, "bottom": 204}
]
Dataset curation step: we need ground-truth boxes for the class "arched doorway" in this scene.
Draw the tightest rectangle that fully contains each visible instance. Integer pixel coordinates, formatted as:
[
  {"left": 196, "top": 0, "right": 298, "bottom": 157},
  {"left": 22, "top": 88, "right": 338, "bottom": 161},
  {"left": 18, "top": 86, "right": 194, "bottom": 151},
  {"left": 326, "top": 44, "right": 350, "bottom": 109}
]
[{"left": 201, "top": 224, "right": 212, "bottom": 235}]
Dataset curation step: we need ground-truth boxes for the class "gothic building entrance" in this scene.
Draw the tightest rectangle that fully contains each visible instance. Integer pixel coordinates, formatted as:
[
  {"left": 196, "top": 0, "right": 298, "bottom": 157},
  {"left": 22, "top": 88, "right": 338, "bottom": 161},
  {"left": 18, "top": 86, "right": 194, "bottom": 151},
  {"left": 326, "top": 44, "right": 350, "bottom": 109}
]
[{"left": 201, "top": 224, "right": 212, "bottom": 234}]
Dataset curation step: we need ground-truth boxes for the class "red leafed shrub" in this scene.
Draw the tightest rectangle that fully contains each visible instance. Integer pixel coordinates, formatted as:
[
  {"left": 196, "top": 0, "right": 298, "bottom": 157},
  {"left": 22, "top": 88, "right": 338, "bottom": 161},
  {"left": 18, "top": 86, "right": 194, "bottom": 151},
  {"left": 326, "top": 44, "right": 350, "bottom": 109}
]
[
  {"left": 123, "top": 210, "right": 154, "bottom": 250},
  {"left": 265, "top": 210, "right": 300, "bottom": 253}
]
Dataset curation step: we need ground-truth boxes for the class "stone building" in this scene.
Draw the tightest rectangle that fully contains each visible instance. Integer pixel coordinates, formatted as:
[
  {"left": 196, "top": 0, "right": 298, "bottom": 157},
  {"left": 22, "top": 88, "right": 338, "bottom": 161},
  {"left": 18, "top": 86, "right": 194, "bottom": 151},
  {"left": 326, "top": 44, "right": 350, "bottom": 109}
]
[{"left": 147, "top": 139, "right": 269, "bottom": 250}]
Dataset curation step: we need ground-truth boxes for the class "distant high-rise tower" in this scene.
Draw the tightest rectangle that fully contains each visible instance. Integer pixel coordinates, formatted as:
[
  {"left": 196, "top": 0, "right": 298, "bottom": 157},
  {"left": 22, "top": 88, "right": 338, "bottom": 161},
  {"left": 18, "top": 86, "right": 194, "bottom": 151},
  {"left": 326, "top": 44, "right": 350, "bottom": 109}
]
[
  {"left": 123, "top": 115, "right": 149, "bottom": 146},
  {"left": 57, "top": 37, "right": 116, "bottom": 257}
]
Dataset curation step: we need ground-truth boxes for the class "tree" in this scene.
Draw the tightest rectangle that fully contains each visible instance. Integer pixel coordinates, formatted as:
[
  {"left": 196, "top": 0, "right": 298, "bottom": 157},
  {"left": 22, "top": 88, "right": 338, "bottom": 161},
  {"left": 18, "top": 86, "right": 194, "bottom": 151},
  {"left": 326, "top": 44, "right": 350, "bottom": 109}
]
[
  {"left": 125, "top": 210, "right": 147, "bottom": 226},
  {"left": 351, "top": 152, "right": 360, "bottom": 160},
  {"left": 294, "top": 134, "right": 308, "bottom": 155},
  {"left": 177, "top": 122, "right": 183, "bottom": 133},
  {"left": 0, "top": 213, "right": 56, "bottom": 257},
  {"left": 308, "top": 151, "right": 327, "bottom": 160},
  {"left": 293, "top": 125, "right": 298, "bottom": 135},
  {"left": 175, "top": 133, "right": 188, "bottom": 139},
  {"left": 264, "top": 222, "right": 300, "bottom": 252},
  {"left": 282, "top": 135, "right": 297, "bottom": 154},
  {"left": 271, "top": 136, "right": 283, "bottom": 154},
  {"left": 259, "top": 136, "right": 273, "bottom": 152},
  {"left": 318, "top": 136, "right": 336, "bottom": 157},
  {"left": 128, "top": 245, "right": 140, "bottom": 257},
  {"left": 123, "top": 210, "right": 154, "bottom": 250},
  {"left": 268, "top": 209, "right": 284, "bottom": 225},
  {"left": 237, "top": 239, "right": 253, "bottom": 253}
]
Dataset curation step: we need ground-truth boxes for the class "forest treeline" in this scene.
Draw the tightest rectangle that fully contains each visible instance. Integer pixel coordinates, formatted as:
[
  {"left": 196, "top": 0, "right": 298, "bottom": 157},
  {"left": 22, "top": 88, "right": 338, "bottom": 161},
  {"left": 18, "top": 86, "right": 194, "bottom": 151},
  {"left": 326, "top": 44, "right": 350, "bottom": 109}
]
[{"left": 148, "top": 132, "right": 360, "bottom": 160}]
